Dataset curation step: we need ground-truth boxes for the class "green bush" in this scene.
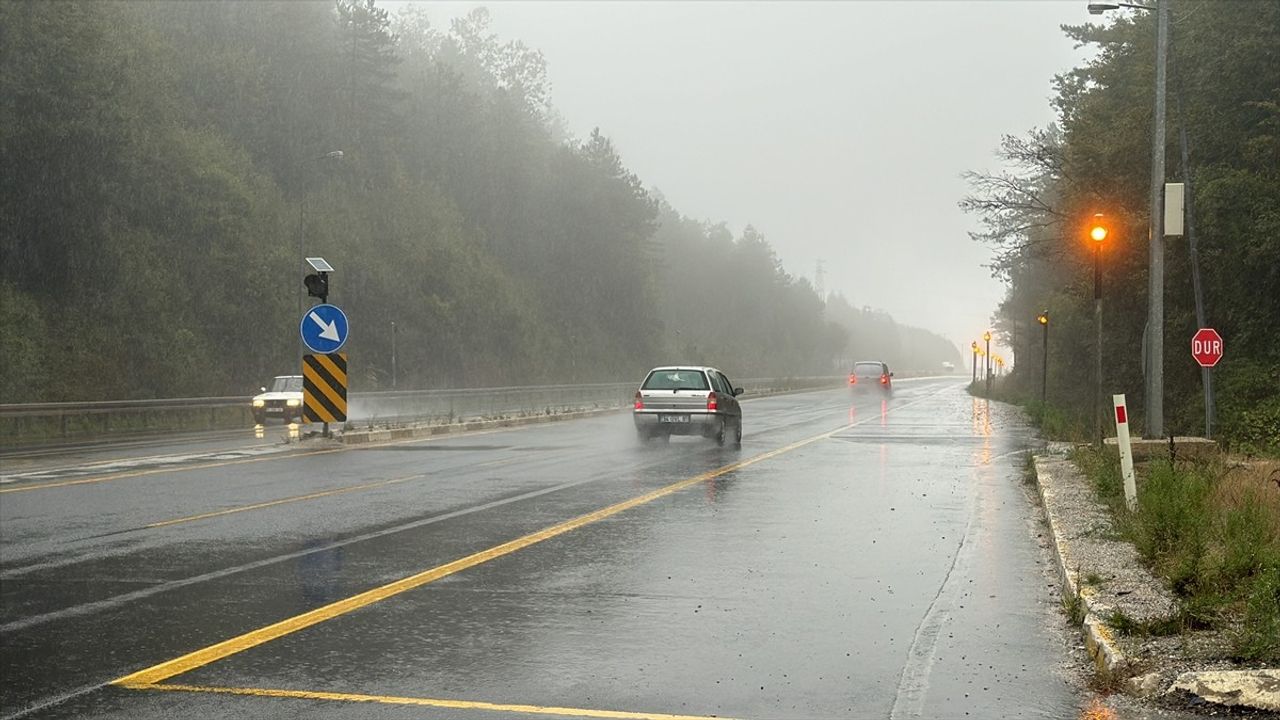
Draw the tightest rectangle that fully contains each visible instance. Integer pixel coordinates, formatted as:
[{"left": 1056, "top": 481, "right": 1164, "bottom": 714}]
[
  {"left": 1219, "top": 499, "right": 1279, "bottom": 585},
  {"left": 1216, "top": 361, "right": 1280, "bottom": 457},
  {"left": 1134, "top": 460, "right": 1213, "bottom": 595},
  {"left": 1235, "top": 568, "right": 1280, "bottom": 662}
]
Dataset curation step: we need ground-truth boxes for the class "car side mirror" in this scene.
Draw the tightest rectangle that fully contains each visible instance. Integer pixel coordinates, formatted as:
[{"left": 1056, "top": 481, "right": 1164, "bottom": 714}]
[
  {"left": 889, "top": 373, "right": 894, "bottom": 378},
  {"left": 733, "top": 387, "right": 744, "bottom": 396}
]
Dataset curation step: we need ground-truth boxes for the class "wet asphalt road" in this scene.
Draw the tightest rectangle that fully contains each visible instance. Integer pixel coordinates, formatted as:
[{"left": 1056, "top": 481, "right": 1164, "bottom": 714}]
[{"left": 1, "top": 379, "right": 1086, "bottom": 719}]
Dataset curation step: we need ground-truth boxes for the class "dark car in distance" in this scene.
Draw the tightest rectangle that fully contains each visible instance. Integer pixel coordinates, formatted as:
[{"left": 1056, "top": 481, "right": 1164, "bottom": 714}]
[{"left": 849, "top": 361, "right": 893, "bottom": 393}]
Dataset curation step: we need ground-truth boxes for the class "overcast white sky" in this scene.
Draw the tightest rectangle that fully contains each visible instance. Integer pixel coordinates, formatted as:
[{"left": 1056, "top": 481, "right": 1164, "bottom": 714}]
[{"left": 399, "top": 1, "right": 1093, "bottom": 355}]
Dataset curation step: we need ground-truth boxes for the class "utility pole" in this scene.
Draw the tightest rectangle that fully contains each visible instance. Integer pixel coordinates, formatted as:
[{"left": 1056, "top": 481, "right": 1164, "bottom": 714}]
[
  {"left": 1175, "top": 78, "right": 1214, "bottom": 437},
  {"left": 1145, "top": 0, "right": 1169, "bottom": 439}
]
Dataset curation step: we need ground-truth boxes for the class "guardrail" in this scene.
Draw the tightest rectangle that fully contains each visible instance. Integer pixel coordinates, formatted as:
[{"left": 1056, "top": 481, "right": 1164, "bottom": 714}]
[{"left": 0, "top": 376, "right": 845, "bottom": 447}]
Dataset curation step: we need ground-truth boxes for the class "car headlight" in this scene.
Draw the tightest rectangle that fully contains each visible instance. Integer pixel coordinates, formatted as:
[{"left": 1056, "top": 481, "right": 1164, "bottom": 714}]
[
  {"left": 286, "top": 398, "right": 301, "bottom": 407},
  {"left": 253, "top": 399, "right": 265, "bottom": 407}
]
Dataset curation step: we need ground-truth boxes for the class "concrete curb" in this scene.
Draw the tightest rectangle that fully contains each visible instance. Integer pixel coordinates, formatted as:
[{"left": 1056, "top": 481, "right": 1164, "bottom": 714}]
[
  {"left": 338, "top": 406, "right": 624, "bottom": 445},
  {"left": 1032, "top": 456, "right": 1130, "bottom": 680}
]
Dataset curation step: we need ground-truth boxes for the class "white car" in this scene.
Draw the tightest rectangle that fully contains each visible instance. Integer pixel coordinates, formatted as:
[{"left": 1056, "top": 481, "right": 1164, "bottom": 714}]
[
  {"left": 633, "top": 366, "right": 743, "bottom": 446},
  {"left": 252, "top": 375, "right": 303, "bottom": 424}
]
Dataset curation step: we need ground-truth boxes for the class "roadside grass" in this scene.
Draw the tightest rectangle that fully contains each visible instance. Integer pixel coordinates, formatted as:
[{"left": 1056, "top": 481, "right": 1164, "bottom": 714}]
[{"left": 1072, "top": 447, "right": 1280, "bottom": 662}]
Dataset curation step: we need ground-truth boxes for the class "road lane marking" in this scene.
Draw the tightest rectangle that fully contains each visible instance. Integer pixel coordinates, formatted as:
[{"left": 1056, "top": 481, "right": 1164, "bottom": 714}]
[
  {"left": 0, "top": 423, "right": 532, "bottom": 495},
  {"left": 110, "top": 428, "right": 847, "bottom": 686},
  {"left": 0, "top": 448, "right": 348, "bottom": 494},
  {"left": 128, "top": 684, "right": 739, "bottom": 720},
  {"left": 111, "top": 385, "right": 955, "bottom": 687},
  {"left": 0, "top": 461, "right": 637, "bottom": 631},
  {"left": 144, "top": 474, "right": 427, "bottom": 528}
]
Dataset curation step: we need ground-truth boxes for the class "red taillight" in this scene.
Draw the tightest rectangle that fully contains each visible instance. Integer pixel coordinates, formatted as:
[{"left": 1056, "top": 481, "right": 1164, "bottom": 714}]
[
  {"left": 881, "top": 374, "right": 889, "bottom": 385},
  {"left": 634, "top": 391, "right": 644, "bottom": 410},
  {"left": 707, "top": 392, "right": 718, "bottom": 411},
  {"left": 849, "top": 374, "right": 857, "bottom": 385}
]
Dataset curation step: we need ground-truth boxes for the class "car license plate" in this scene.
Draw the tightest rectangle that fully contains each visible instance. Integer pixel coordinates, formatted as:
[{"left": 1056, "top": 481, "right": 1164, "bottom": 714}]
[
  {"left": 659, "top": 414, "right": 689, "bottom": 423},
  {"left": 266, "top": 407, "right": 284, "bottom": 414}
]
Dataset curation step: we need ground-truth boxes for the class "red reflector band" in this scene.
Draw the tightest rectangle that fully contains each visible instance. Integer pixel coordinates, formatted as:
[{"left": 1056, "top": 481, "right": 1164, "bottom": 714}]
[{"left": 1115, "top": 405, "right": 1127, "bottom": 424}]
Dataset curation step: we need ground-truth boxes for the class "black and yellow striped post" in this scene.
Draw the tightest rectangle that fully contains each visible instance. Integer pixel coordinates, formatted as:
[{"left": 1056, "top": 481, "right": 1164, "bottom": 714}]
[{"left": 302, "top": 353, "right": 347, "bottom": 433}]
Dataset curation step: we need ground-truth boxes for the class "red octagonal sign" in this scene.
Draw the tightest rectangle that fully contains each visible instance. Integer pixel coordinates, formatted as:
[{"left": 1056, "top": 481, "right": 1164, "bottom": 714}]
[{"left": 1191, "top": 328, "right": 1224, "bottom": 368}]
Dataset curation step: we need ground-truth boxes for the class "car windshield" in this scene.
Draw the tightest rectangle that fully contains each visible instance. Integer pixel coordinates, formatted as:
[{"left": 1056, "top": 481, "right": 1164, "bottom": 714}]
[
  {"left": 643, "top": 370, "right": 709, "bottom": 391},
  {"left": 854, "top": 363, "right": 885, "bottom": 377},
  {"left": 270, "top": 377, "right": 303, "bottom": 393}
]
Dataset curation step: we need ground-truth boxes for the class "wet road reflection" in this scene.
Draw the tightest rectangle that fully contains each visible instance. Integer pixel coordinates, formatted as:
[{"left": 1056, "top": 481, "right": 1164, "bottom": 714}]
[{"left": 2, "top": 380, "right": 1086, "bottom": 719}]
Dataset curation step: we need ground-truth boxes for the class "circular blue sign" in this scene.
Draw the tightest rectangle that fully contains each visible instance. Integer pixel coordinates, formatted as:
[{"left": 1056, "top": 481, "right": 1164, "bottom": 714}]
[{"left": 300, "top": 304, "right": 349, "bottom": 353}]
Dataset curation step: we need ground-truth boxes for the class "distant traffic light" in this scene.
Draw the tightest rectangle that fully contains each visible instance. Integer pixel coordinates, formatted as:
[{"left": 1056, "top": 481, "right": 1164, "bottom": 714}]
[
  {"left": 1090, "top": 214, "right": 1108, "bottom": 243},
  {"left": 304, "top": 273, "right": 328, "bottom": 303}
]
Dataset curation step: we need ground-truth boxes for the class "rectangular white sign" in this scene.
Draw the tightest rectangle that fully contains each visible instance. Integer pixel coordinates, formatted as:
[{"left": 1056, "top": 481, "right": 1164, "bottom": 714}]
[{"left": 1165, "top": 183, "right": 1185, "bottom": 237}]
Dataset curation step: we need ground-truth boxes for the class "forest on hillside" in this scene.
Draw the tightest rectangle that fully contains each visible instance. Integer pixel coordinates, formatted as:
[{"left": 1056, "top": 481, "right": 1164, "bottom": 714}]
[
  {"left": 962, "top": 0, "right": 1279, "bottom": 452},
  {"left": 0, "top": 1, "right": 960, "bottom": 402}
]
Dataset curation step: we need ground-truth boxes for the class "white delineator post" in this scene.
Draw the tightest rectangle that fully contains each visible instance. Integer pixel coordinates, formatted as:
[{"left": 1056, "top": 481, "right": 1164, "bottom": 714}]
[{"left": 1113, "top": 394, "right": 1138, "bottom": 512}]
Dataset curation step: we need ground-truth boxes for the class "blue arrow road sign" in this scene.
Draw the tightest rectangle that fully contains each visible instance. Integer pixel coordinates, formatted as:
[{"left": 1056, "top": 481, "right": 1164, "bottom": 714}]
[{"left": 300, "top": 304, "right": 349, "bottom": 353}]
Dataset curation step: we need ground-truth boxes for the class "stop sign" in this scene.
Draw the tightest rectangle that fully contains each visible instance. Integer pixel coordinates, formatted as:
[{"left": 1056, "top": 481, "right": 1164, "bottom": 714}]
[{"left": 1191, "top": 328, "right": 1224, "bottom": 367}]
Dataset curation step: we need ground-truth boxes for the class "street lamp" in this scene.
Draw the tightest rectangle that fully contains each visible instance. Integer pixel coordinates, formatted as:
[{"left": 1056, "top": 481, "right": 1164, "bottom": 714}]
[
  {"left": 983, "top": 331, "right": 992, "bottom": 394},
  {"left": 971, "top": 341, "right": 979, "bottom": 384},
  {"left": 1087, "top": 2, "right": 1157, "bottom": 13},
  {"left": 1037, "top": 311, "right": 1049, "bottom": 405},
  {"left": 1090, "top": 214, "right": 1109, "bottom": 446},
  {"left": 1086, "top": 0, "right": 1167, "bottom": 438}
]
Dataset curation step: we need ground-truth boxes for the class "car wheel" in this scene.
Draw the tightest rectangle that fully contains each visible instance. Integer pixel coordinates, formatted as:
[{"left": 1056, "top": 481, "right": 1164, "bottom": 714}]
[
  {"left": 734, "top": 418, "right": 743, "bottom": 447},
  {"left": 714, "top": 419, "right": 727, "bottom": 447}
]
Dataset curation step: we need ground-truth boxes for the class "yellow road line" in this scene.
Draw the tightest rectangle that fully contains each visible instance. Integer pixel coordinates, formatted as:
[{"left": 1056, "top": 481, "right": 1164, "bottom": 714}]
[
  {"left": 130, "top": 683, "right": 738, "bottom": 720},
  {"left": 145, "top": 474, "right": 426, "bottom": 529},
  {"left": 111, "top": 426, "right": 843, "bottom": 686}
]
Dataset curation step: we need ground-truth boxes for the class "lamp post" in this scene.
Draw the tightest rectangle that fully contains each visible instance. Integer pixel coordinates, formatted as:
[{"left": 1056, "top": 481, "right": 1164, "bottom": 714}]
[
  {"left": 971, "top": 341, "right": 979, "bottom": 384},
  {"left": 983, "top": 331, "right": 992, "bottom": 394},
  {"left": 1037, "top": 311, "right": 1049, "bottom": 405},
  {"left": 1090, "top": 215, "right": 1109, "bottom": 447},
  {"left": 1086, "top": 0, "right": 1167, "bottom": 438}
]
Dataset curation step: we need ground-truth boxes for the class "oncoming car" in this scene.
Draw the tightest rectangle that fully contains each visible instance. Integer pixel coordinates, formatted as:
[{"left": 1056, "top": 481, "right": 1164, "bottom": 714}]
[
  {"left": 252, "top": 375, "right": 303, "bottom": 424},
  {"left": 848, "top": 361, "right": 893, "bottom": 393},
  {"left": 633, "top": 366, "right": 743, "bottom": 446}
]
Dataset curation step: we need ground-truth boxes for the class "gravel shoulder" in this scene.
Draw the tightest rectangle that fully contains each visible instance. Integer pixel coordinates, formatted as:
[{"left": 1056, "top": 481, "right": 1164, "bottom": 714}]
[{"left": 1033, "top": 445, "right": 1280, "bottom": 717}]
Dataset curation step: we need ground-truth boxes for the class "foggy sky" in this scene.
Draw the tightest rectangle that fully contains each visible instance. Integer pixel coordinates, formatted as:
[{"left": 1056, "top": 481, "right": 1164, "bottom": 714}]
[{"left": 405, "top": 1, "right": 1092, "bottom": 358}]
